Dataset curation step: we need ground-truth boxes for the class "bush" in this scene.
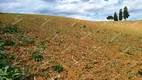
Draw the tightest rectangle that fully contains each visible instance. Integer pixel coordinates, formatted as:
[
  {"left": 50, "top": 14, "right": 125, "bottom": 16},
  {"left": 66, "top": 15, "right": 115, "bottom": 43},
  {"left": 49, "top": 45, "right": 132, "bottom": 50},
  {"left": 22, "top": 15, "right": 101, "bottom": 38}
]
[
  {"left": 137, "top": 70, "right": 142, "bottom": 75},
  {"left": 0, "top": 66, "right": 22, "bottom": 80},
  {"left": 0, "top": 55, "right": 31, "bottom": 80},
  {"left": 31, "top": 51, "right": 43, "bottom": 62},
  {"left": 0, "top": 21, "right": 2, "bottom": 24},
  {"left": 0, "top": 40, "right": 15, "bottom": 51},
  {"left": 83, "top": 25, "right": 86, "bottom": 28},
  {"left": 23, "top": 37, "right": 35, "bottom": 44},
  {"left": 0, "top": 53, "right": 7, "bottom": 59},
  {"left": 0, "top": 60, "right": 22, "bottom": 80},
  {"left": 37, "top": 44, "right": 47, "bottom": 51},
  {"left": 0, "top": 25, "right": 19, "bottom": 33},
  {"left": 9, "top": 53, "right": 15, "bottom": 60},
  {"left": 4, "top": 40, "right": 15, "bottom": 46},
  {"left": 106, "top": 16, "right": 114, "bottom": 20},
  {"left": 0, "top": 41, "right": 5, "bottom": 51},
  {"left": 52, "top": 64, "right": 63, "bottom": 73}
]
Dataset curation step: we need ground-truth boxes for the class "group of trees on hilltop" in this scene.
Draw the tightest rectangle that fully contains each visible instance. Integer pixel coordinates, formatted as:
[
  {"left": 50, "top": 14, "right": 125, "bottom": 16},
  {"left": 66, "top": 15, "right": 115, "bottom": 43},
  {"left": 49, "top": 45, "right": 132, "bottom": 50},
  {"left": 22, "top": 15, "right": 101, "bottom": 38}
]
[{"left": 106, "top": 6, "right": 130, "bottom": 21}]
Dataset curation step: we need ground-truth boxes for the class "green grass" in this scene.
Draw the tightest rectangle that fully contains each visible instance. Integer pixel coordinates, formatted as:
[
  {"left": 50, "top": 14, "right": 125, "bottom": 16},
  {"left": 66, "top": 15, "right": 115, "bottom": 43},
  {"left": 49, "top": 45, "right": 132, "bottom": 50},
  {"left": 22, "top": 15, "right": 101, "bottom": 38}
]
[
  {"left": 0, "top": 53, "right": 7, "bottom": 60},
  {"left": 52, "top": 64, "right": 63, "bottom": 73},
  {"left": 136, "top": 70, "right": 142, "bottom": 75},
  {"left": 30, "top": 50, "right": 43, "bottom": 62},
  {"left": 4, "top": 40, "right": 15, "bottom": 46},
  {"left": 0, "top": 25, "right": 19, "bottom": 33}
]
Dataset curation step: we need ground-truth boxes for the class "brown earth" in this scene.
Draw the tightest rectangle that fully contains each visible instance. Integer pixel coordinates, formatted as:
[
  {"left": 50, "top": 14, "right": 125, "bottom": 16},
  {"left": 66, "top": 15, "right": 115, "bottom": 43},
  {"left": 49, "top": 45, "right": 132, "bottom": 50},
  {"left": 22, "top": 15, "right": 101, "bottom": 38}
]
[{"left": 0, "top": 13, "right": 142, "bottom": 80}]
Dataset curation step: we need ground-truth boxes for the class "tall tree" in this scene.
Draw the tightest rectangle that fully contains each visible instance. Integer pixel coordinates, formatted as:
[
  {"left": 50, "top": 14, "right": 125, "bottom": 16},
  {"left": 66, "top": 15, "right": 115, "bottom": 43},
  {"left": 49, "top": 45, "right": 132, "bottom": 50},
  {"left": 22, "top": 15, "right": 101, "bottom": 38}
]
[
  {"left": 119, "top": 9, "right": 123, "bottom": 21},
  {"left": 123, "top": 6, "right": 130, "bottom": 20},
  {"left": 114, "top": 12, "right": 118, "bottom": 21}
]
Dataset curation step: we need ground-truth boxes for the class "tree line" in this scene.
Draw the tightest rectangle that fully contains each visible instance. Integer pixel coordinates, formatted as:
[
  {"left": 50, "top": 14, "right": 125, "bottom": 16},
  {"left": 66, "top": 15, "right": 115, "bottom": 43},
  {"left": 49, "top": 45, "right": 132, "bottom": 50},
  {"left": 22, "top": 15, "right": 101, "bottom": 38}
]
[{"left": 106, "top": 6, "right": 130, "bottom": 21}]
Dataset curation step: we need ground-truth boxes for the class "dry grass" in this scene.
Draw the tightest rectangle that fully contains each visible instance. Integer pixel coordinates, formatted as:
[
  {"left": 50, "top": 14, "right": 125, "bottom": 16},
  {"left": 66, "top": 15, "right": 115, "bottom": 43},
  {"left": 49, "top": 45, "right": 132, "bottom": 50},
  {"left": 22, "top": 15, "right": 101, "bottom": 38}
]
[{"left": 0, "top": 13, "right": 142, "bottom": 80}]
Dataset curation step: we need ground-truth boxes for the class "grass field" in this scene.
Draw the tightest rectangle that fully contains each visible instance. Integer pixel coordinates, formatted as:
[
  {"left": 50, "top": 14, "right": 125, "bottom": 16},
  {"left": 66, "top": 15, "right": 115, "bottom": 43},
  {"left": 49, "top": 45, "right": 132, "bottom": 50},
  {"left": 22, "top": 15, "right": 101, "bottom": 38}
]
[{"left": 0, "top": 13, "right": 142, "bottom": 80}]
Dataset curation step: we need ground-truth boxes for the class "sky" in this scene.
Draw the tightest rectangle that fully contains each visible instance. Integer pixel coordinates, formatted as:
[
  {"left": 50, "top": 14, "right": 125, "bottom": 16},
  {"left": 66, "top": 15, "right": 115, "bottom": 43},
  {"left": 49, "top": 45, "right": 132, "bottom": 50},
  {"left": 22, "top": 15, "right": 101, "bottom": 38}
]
[{"left": 0, "top": 0, "right": 142, "bottom": 21}]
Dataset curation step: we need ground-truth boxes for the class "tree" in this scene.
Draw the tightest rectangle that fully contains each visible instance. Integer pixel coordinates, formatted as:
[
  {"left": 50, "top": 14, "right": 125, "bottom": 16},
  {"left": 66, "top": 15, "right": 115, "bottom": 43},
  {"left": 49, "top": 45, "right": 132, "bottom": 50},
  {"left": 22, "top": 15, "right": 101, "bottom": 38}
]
[
  {"left": 106, "top": 16, "right": 114, "bottom": 20},
  {"left": 119, "top": 9, "right": 123, "bottom": 21},
  {"left": 114, "top": 12, "right": 118, "bottom": 21},
  {"left": 123, "top": 6, "right": 130, "bottom": 20}
]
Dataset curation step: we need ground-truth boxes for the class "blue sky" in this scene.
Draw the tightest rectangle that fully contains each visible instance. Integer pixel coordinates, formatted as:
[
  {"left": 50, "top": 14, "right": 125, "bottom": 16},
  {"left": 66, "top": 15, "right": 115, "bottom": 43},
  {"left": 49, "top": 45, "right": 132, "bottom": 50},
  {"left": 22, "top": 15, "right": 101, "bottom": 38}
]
[{"left": 0, "top": 0, "right": 142, "bottom": 21}]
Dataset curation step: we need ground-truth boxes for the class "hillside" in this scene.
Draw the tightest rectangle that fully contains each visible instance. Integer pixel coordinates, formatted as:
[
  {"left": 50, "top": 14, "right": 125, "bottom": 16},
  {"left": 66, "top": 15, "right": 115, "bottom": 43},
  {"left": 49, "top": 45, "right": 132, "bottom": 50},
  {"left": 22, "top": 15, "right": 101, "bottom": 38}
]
[{"left": 0, "top": 13, "right": 142, "bottom": 80}]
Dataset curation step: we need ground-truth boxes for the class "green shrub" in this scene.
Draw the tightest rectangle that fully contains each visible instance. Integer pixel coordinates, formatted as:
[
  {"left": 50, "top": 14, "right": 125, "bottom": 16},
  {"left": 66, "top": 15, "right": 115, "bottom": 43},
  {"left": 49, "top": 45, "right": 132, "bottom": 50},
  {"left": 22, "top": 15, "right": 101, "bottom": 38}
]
[
  {"left": 0, "top": 41, "right": 5, "bottom": 51},
  {"left": 1, "top": 25, "right": 19, "bottom": 33},
  {"left": 0, "top": 21, "right": 2, "bottom": 24},
  {"left": 37, "top": 44, "right": 47, "bottom": 51},
  {"left": 0, "top": 60, "right": 22, "bottom": 80},
  {"left": 49, "top": 57, "right": 55, "bottom": 63},
  {"left": 126, "top": 51, "right": 133, "bottom": 55},
  {"left": 83, "top": 25, "right": 86, "bottom": 28},
  {"left": 31, "top": 51, "right": 43, "bottom": 62},
  {"left": 4, "top": 40, "right": 15, "bottom": 46},
  {"left": 15, "top": 57, "right": 20, "bottom": 62},
  {"left": 136, "top": 70, "right": 142, "bottom": 75},
  {"left": 23, "top": 38, "right": 35, "bottom": 44},
  {"left": 0, "top": 66, "right": 22, "bottom": 80},
  {"left": 9, "top": 53, "right": 15, "bottom": 60},
  {"left": 0, "top": 53, "right": 7, "bottom": 59},
  {"left": 17, "top": 34, "right": 35, "bottom": 46},
  {"left": 52, "top": 64, "right": 63, "bottom": 73}
]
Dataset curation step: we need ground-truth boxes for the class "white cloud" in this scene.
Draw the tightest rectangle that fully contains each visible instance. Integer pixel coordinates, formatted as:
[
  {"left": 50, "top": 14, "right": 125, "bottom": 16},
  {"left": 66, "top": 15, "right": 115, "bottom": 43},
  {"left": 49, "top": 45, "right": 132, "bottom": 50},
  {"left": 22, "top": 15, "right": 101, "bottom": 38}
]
[{"left": 0, "top": 0, "right": 141, "bottom": 21}]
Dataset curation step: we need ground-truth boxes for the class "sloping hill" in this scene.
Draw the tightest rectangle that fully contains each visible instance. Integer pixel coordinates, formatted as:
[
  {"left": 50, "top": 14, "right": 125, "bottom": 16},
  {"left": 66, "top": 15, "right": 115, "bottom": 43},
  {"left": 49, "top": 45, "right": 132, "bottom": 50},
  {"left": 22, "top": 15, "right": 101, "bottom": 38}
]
[{"left": 0, "top": 13, "right": 142, "bottom": 80}]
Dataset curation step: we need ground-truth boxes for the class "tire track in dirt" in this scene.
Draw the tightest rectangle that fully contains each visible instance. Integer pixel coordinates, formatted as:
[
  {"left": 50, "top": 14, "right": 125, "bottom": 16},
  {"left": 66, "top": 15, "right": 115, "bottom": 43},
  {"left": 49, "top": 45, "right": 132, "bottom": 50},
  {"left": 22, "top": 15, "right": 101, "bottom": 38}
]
[
  {"left": 12, "top": 18, "right": 23, "bottom": 25},
  {"left": 40, "top": 18, "right": 52, "bottom": 27}
]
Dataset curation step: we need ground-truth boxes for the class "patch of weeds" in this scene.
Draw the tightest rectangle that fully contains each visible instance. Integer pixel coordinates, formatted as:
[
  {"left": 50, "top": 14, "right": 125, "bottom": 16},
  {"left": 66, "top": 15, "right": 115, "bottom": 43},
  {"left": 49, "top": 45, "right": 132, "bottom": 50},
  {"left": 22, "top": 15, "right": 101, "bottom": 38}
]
[
  {"left": 89, "top": 47, "right": 98, "bottom": 53},
  {"left": 37, "top": 44, "right": 47, "bottom": 51},
  {"left": 21, "top": 67, "right": 32, "bottom": 79},
  {"left": 1, "top": 25, "right": 19, "bottom": 33},
  {"left": 96, "top": 30, "right": 100, "bottom": 33},
  {"left": 43, "top": 72, "right": 50, "bottom": 79},
  {"left": 49, "top": 57, "right": 55, "bottom": 63},
  {"left": 92, "top": 57, "right": 98, "bottom": 64},
  {"left": 15, "top": 57, "right": 20, "bottom": 62},
  {"left": 83, "top": 25, "right": 86, "bottom": 28},
  {"left": 118, "top": 45, "right": 127, "bottom": 52},
  {"left": 40, "top": 40, "right": 46, "bottom": 45},
  {"left": 125, "top": 51, "right": 133, "bottom": 55},
  {"left": 135, "top": 61, "right": 142, "bottom": 66},
  {"left": 52, "top": 64, "right": 63, "bottom": 73},
  {"left": 31, "top": 50, "right": 43, "bottom": 62},
  {"left": 104, "top": 68, "right": 108, "bottom": 72},
  {"left": 91, "top": 68, "right": 96, "bottom": 73},
  {"left": 0, "top": 20, "right": 2, "bottom": 24},
  {"left": 0, "top": 66, "right": 21, "bottom": 80},
  {"left": 137, "top": 37, "right": 142, "bottom": 43},
  {"left": 0, "top": 41, "right": 5, "bottom": 51},
  {"left": 0, "top": 12, "right": 4, "bottom": 14},
  {"left": 4, "top": 40, "right": 15, "bottom": 46},
  {"left": 17, "top": 34, "right": 35, "bottom": 45},
  {"left": 0, "top": 53, "right": 7, "bottom": 59},
  {"left": 23, "top": 37, "right": 35, "bottom": 44},
  {"left": 57, "top": 39, "right": 63, "bottom": 44},
  {"left": 0, "top": 61, "right": 22, "bottom": 80},
  {"left": 9, "top": 53, "right": 15, "bottom": 60},
  {"left": 136, "top": 69, "right": 142, "bottom": 75},
  {"left": 56, "top": 29, "right": 61, "bottom": 34},
  {"left": 110, "top": 60, "right": 116, "bottom": 68},
  {"left": 85, "top": 64, "right": 93, "bottom": 69},
  {"left": 127, "top": 74, "right": 133, "bottom": 79}
]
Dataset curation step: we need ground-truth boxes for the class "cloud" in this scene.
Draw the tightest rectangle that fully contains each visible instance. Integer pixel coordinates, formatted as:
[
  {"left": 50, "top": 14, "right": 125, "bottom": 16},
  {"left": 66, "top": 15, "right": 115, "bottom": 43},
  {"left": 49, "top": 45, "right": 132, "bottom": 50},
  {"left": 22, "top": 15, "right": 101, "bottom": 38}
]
[
  {"left": 41, "top": 0, "right": 57, "bottom": 3},
  {"left": 0, "top": 0, "right": 17, "bottom": 3},
  {"left": 0, "top": 0, "right": 141, "bottom": 21}
]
